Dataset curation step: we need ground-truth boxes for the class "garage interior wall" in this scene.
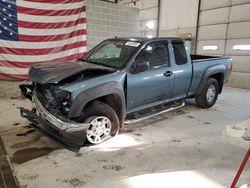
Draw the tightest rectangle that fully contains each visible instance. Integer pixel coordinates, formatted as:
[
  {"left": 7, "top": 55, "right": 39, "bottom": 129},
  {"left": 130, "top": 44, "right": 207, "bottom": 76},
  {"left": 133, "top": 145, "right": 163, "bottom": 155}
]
[
  {"left": 120, "top": 0, "right": 159, "bottom": 38},
  {"left": 86, "top": 0, "right": 139, "bottom": 50},
  {"left": 196, "top": 0, "right": 250, "bottom": 89},
  {"left": 158, "top": 0, "right": 199, "bottom": 53},
  {"left": 124, "top": 0, "right": 199, "bottom": 53}
]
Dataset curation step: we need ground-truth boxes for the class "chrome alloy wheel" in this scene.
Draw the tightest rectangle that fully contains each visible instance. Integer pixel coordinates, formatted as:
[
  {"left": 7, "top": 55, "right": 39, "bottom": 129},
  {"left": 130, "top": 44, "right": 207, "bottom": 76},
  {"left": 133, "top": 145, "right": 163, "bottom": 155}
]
[
  {"left": 86, "top": 116, "right": 112, "bottom": 144},
  {"left": 206, "top": 85, "right": 216, "bottom": 103}
]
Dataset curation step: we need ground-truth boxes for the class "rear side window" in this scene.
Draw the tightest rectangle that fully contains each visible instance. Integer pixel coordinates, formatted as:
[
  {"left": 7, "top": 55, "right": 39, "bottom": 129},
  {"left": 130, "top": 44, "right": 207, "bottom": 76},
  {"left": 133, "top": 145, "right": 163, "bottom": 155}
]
[{"left": 172, "top": 42, "right": 187, "bottom": 65}]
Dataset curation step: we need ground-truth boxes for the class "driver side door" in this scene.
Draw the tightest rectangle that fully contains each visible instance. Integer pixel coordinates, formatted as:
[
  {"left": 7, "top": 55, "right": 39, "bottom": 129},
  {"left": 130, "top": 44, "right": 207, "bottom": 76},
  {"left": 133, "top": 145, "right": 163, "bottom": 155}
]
[{"left": 127, "top": 41, "right": 175, "bottom": 112}]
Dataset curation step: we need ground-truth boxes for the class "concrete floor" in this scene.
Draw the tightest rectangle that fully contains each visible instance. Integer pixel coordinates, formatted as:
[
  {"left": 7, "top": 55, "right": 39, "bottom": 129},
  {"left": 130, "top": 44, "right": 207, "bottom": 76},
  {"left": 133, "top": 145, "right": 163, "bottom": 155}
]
[{"left": 0, "top": 87, "right": 249, "bottom": 188}]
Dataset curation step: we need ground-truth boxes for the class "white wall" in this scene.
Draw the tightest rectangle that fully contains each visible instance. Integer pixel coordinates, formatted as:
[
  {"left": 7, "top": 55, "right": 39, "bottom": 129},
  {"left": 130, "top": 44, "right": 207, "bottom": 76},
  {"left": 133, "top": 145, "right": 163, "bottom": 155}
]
[
  {"left": 120, "top": 0, "right": 159, "bottom": 37},
  {"left": 86, "top": 0, "right": 139, "bottom": 50},
  {"left": 197, "top": 0, "right": 250, "bottom": 89},
  {"left": 158, "top": 0, "right": 199, "bottom": 53},
  {"left": 123, "top": 0, "right": 199, "bottom": 52},
  {"left": 159, "top": 0, "right": 199, "bottom": 36}
]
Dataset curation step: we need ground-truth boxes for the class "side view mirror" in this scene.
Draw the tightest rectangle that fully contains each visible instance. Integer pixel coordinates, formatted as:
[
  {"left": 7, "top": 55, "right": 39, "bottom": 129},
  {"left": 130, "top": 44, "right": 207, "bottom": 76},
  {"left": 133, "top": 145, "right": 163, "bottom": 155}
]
[{"left": 132, "top": 61, "right": 149, "bottom": 73}]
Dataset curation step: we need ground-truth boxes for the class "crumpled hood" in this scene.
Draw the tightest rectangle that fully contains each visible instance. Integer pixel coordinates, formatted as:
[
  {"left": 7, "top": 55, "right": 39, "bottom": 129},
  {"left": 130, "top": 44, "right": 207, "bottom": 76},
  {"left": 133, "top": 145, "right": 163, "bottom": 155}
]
[{"left": 29, "top": 61, "right": 116, "bottom": 84}]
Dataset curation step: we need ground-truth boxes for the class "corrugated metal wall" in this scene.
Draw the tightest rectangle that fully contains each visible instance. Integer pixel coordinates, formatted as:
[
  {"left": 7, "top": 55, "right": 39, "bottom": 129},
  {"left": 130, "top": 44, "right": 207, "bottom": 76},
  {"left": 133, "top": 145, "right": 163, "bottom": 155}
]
[
  {"left": 197, "top": 0, "right": 250, "bottom": 89},
  {"left": 159, "top": 0, "right": 199, "bottom": 53}
]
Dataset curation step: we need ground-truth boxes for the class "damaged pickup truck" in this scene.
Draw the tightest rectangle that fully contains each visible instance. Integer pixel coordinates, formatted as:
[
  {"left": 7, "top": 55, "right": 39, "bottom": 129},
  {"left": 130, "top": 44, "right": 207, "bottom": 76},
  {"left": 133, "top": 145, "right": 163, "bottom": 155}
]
[{"left": 20, "top": 37, "right": 232, "bottom": 151}]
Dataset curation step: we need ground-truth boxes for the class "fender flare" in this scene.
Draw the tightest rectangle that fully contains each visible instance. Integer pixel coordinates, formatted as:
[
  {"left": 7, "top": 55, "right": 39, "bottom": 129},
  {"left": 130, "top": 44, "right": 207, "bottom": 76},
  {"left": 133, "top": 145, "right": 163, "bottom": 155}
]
[
  {"left": 68, "top": 82, "right": 126, "bottom": 125},
  {"left": 195, "top": 64, "right": 226, "bottom": 96}
]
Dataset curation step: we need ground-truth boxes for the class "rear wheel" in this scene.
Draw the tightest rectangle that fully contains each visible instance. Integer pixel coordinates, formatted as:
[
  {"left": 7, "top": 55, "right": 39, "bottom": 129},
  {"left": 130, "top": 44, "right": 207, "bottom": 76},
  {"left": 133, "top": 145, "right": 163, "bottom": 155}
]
[
  {"left": 78, "top": 101, "right": 119, "bottom": 144},
  {"left": 195, "top": 78, "right": 219, "bottom": 108}
]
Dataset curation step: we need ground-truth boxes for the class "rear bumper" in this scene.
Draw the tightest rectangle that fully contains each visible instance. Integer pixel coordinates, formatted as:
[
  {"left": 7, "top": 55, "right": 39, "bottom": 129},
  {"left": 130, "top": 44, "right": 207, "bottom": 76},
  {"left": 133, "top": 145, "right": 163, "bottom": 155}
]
[{"left": 19, "top": 91, "right": 89, "bottom": 152}]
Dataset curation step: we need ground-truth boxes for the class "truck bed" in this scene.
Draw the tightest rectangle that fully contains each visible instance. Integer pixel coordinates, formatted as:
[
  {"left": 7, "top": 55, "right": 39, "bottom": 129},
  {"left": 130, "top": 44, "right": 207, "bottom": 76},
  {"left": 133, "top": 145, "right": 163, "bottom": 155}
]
[
  {"left": 190, "top": 54, "right": 230, "bottom": 63},
  {"left": 188, "top": 54, "right": 232, "bottom": 96}
]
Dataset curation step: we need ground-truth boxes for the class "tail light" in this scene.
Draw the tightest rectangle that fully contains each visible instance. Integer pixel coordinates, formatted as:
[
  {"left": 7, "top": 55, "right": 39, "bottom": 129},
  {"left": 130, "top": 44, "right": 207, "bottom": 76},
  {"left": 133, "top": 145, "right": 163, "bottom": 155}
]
[{"left": 227, "top": 58, "right": 233, "bottom": 73}]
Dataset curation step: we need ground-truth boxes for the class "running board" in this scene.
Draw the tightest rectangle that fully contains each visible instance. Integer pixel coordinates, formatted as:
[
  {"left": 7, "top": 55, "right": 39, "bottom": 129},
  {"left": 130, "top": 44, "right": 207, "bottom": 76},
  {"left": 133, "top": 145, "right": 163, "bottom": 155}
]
[{"left": 125, "top": 101, "right": 185, "bottom": 124}]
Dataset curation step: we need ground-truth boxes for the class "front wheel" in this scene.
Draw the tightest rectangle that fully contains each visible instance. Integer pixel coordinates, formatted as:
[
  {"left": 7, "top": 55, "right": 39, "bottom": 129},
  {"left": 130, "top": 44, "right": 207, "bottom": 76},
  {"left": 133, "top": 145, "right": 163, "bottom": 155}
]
[
  {"left": 195, "top": 78, "right": 219, "bottom": 108},
  {"left": 78, "top": 101, "right": 120, "bottom": 145}
]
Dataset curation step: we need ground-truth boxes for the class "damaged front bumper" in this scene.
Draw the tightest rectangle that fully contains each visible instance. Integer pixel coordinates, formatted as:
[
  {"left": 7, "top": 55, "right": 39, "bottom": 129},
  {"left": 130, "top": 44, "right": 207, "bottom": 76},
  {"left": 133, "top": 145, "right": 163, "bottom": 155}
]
[{"left": 20, "top": 93, "right": 89, "bottom": 151}]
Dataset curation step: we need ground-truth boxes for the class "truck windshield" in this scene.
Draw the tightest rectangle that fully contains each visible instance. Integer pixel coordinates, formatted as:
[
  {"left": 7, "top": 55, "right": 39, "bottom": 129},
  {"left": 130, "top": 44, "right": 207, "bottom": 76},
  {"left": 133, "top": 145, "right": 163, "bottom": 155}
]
[{"left": 85, "top": 40, "right": 140, "bottom": 69}]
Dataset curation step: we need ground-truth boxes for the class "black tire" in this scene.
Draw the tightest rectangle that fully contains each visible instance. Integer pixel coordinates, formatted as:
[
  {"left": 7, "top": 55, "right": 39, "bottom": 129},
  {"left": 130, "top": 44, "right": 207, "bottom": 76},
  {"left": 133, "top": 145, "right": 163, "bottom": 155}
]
[
  {"left": 77, "top": 101, "right": 119, "bottom": 144},
  {"left": 195, "top": 78, "right": 219, "bottom": 108}
]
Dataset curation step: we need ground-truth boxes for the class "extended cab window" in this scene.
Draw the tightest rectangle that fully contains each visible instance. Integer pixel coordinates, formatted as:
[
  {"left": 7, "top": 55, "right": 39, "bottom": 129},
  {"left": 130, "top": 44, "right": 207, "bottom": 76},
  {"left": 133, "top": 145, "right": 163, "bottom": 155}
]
[
  {"left": 172, "top": 42, "right": 188, "bottom": 65},
  {"left": 135, "top": 42, "right": 169, "bottom": 68}
]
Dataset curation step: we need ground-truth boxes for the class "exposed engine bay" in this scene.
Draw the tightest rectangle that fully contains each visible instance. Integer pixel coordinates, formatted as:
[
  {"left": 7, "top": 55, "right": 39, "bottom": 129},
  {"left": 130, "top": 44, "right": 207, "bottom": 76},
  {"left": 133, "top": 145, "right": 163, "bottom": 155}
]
[{"left": 20, "top": 62, "right": 116, "bottom": 122}]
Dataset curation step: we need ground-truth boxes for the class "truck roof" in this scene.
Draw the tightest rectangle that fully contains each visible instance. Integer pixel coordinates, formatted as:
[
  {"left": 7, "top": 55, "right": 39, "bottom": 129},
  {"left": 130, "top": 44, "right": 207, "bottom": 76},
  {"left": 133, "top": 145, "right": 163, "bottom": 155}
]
[{"left": 107, "top": 37, "right": 185, "bottom": 43}]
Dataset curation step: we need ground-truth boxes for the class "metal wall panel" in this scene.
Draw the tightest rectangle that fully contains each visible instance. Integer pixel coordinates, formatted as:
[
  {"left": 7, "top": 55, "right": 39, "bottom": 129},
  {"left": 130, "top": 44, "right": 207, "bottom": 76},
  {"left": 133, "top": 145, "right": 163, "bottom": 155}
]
[
  {"left": 232, "top": 56, "right": 250, "bottom": 73},
  {"left": 159, "top": 0, "right": 199, "bottom": 30},
  {"left": 232, "top": 0, "right": 250, "bottom": 5},
  {"left": 197, "top": 1, "right": 250, "bottom": 89},
  {"left": 159, "top": 28, "right": 197, "bottom": 38},
  {"left": 199, "top": 8, "right": 229, "bottom": 25},
  {"left": 228, "top": 72, "right": 250, "bottom": 89},
  {"left": 228, "top": 21, "right": 250, "bottom": 39},
  {"left": 201, "top": 0, "right": 230, "bottom": 11},
  {"left": 230, "top": 4, "right": 250, "bottom": 22},
  {"left": 197, "top": 40, "right": 225, "bottom": 55},
  {"left": 198, "top": 24, "right": 227, "bottom": 40},
  {"left": 226, "top": 39, "right": 250, "bottom": 56}
]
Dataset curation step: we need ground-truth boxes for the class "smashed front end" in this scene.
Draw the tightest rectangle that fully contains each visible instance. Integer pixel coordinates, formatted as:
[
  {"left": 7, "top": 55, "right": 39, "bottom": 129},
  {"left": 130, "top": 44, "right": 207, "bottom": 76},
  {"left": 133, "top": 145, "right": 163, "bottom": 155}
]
[
  {"left": 19, "top": 83, "right": 89, "bottom": 151},
  {"left": 19, "top": 61, "right": 117, "bottom": 151}
]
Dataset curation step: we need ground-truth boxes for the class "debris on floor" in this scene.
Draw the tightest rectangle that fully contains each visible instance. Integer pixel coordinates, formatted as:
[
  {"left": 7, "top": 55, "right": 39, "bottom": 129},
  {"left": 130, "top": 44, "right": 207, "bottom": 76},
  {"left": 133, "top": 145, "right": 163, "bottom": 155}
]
[
  {"left": 16, "top": 129, "right": 36, "bottom": 137},
  {"left": 225, "top": 119, "right": 250, "bottom": 141},
  {"left": 103, "top": 165, "right": 124, "bottom": 171},
  {"left": 13, "top": 123, "right": 20, "bottom": 126},
  {"left": 61, "top": 178, "right": 86, "bottom": 187}
]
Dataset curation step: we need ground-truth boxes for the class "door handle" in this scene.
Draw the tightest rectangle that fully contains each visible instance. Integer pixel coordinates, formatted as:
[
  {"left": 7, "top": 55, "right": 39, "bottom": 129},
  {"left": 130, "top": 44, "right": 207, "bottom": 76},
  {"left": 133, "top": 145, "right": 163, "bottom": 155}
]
[{"left": 163, "top": 71, "right": 173, "bottom": 77}]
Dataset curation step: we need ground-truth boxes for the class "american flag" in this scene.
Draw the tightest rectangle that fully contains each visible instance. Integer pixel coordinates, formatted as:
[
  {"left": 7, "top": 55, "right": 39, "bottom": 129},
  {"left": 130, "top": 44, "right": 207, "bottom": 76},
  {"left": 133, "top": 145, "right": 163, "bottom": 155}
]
[{"left": 0, "top": 0, "right": 87, "bottom": 80}]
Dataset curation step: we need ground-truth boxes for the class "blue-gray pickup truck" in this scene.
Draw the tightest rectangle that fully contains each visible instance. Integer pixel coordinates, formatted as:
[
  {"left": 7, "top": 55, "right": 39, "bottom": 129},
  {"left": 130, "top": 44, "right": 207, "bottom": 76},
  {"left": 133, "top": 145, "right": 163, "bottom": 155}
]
[{"left": 20, "top": 37, "right": 232, "bottom": 151}]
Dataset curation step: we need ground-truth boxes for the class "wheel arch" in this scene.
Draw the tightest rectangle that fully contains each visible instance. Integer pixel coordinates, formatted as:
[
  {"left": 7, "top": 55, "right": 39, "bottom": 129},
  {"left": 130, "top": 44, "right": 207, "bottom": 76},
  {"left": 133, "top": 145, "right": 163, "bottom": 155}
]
[
  {"left": 209, "top": 73, "right": 224, "bottom": 94},
  {"left": 84, "top": 94, "right": 124, "bottom": 128},
  {"left": 196, "top": 65, "right": 226, "bottom": 96},
  {"left": 68, "top": 82, "right": 126, "bottom": 127}
]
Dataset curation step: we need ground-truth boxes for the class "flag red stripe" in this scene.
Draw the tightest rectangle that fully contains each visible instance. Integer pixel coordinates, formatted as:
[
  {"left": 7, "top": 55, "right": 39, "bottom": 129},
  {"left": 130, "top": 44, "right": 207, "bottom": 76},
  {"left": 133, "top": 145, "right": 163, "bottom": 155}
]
[
  {"left": 0, "top": 61, "right": 35, "bottom": 68},
  {"left": 0, "top": 0, "right": 87, "bottom": 81},
  {"left": 0, "top": 41, "right": 87, "bottom": 55},
  {"left": 24, "top": 0, "right": 83, "bottom": 4},
  {"left": 19, "top": 29, "right": 87, "bottom": 42},
  {"left": 17, "top": 6, "right": 85, "bottom": 16},
  {"left": 18, "top": 18, "right": 86, "bottom": 29},
  {"left": 0, "top": 52, "right": 86, "bottom": 68},
  {"left": 0, "top": 73, "right": 28, "bottom": 81},
  {"left": 51, "top": 52, "right": 86, "bottom": 62}
]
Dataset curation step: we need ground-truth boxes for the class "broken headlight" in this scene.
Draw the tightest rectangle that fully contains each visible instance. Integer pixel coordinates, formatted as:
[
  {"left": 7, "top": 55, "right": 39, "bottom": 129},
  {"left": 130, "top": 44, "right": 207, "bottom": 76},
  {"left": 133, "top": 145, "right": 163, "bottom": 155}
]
[{"left": 55, "top": 90, "right": 71, "bottom": 115}]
